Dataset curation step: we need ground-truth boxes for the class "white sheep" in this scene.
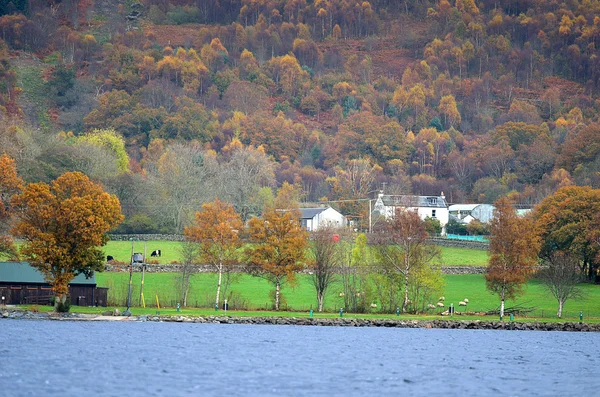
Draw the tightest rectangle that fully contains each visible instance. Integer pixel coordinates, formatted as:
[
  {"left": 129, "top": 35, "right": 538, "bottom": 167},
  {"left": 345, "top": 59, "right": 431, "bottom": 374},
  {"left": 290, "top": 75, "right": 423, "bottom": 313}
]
[
  {"left": 339, "top": 292, "right": 345, "bottom": 297},
  {"left": 464, "top": 298, "right": 469, "bottom": 303},
  {"left": 438, "top": 296, "right": 445, "bottom": 301},
  {"left": 459, "top": 301, "right": 467, "bottom": 306},
  {"left": 427, "top": 304, "right": 436, "bottom": 309},
  {"left": 370, "top": 303, "right": 377, "bottom": 308},
  {"left": 437, "top": 302, "right": 445, "bottom": 307}
]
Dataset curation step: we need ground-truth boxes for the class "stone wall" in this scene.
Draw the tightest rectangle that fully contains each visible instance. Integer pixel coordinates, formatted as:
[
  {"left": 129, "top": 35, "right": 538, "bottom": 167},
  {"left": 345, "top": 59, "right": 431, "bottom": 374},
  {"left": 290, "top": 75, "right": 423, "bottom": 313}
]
[
  {"left": 143, "top": 316, "right": 598, "bottom": 332},
  {"left": 441, "top": 266, "right": 486, "bottom": 274},
  {"left": 429, "top": 237, "right": 489, "bottom": 250},
  {"left": 3, "top": 311, "right": 598, "bottom": 332},
  {"left": 108, "top": 234, "right": 489, "bottom": 250},
  {"left": 105, "top": 263, "right": 212, "bottom": 273},
  {"left": 105, "top": 263, "right": 487, "bottom": 274},
  {"left": 108, "top": 234, "right": 184, "bottom": 241}
]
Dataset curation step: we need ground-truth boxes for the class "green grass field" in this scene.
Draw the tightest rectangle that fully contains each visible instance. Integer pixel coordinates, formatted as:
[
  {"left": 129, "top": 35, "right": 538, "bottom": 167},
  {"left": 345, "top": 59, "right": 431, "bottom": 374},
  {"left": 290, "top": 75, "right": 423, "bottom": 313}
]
[
  {"left": 102, "top": 240, "right": 489, "bottom": 266},
  {"left": 95, "top": 272, "right": 600, "bottom": 321},
  {"left": 103, "top": 240, "right": 184, "bottom": 264}
]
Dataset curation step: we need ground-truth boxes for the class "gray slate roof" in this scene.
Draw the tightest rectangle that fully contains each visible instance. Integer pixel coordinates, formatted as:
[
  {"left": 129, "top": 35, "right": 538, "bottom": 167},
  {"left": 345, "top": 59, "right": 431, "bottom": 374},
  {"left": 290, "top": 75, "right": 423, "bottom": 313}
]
[
  {"left": 380, "top": 195, "right": 448, "bottom": 208},
  {"left": 299, "top": 207, "right": 327, "bottom": 219},
  {"left": 0, "top": 262, "right": 97, "bottom": 285}
]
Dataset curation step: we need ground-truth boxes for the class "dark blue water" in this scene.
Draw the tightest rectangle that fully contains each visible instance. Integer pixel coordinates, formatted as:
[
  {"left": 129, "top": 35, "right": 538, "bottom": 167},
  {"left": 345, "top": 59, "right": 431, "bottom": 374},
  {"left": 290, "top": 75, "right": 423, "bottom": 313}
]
[{"left": 1, "top": 320, "right": 599, "bottom": 396}]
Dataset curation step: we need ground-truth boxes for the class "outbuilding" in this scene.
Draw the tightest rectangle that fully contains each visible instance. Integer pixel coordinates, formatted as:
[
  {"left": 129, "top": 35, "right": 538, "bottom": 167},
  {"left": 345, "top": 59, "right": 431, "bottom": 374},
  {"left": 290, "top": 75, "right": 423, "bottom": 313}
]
[
  {"left": 0, "top": 262, "right": 108, "bottom": 306},
  {"left": 299, "top": 207, "right": 346, "bottom": 231}
]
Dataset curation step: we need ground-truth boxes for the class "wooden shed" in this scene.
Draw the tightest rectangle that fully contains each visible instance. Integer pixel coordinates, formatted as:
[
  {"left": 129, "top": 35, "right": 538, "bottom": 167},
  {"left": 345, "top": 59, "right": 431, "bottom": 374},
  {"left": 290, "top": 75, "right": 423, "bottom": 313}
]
[{"left": 0, "top": 262, "right": 108, "bottom": 307}]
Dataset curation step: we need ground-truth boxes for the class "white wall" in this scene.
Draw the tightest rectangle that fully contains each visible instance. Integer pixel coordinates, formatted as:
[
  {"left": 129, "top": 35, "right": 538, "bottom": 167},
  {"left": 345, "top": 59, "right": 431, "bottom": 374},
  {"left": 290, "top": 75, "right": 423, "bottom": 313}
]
[{"left": 312, "top": 207, "right": 346, "bottom": 230}]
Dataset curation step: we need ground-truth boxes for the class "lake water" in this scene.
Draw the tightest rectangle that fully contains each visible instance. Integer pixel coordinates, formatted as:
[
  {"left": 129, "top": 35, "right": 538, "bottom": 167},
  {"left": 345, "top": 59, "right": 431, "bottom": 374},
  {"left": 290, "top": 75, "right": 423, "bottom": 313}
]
[{"left": 1, "top": 320, "right": 599, "bottom": 396}]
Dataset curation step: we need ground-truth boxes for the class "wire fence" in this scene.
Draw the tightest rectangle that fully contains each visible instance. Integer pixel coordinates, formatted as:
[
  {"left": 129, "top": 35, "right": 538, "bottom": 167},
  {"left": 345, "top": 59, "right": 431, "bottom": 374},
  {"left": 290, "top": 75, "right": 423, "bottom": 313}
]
[{"left": 446, "top": 234, "right": 489, "bottom": 242}]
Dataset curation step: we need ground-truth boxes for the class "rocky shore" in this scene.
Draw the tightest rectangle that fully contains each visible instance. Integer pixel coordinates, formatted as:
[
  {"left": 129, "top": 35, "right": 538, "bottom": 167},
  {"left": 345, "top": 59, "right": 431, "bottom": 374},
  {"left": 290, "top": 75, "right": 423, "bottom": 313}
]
[{"left": 2, "top": 309, "right": 598, "bottom": 332}]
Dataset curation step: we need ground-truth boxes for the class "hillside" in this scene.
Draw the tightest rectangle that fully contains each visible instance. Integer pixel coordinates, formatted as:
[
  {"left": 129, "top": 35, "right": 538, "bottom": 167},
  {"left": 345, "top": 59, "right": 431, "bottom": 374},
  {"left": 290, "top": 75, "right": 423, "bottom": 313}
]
[{"left": 1, "top": 0, "right": 600, "bottom": 233}]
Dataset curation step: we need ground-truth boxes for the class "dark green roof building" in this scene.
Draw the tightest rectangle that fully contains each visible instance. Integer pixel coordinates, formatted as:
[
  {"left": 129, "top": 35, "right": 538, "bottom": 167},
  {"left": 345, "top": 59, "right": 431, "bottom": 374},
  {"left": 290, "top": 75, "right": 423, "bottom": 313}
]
[{"left": 0, "top": 262, "right": 107, "bottom": 306}]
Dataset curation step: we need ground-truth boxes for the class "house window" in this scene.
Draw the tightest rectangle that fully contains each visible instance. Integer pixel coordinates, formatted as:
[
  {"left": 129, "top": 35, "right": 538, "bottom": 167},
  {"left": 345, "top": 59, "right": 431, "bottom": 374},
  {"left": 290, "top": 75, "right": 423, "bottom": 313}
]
[
  {"left": 432, "top": 210, "right": 436, "bottom": 218},
  {"left": 428, "top": 197, "right": 437, "bottom": 205}
]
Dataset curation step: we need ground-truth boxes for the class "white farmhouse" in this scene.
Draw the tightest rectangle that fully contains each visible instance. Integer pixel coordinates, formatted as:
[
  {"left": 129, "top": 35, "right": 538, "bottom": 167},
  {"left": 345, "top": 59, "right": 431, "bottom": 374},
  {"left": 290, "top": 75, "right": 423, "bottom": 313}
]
[
  {"left": 373, "top": 192, "right": 449, "bottom": 235},
  {"left": 299, "top": 207, "right": 346, "bottom": 231}
]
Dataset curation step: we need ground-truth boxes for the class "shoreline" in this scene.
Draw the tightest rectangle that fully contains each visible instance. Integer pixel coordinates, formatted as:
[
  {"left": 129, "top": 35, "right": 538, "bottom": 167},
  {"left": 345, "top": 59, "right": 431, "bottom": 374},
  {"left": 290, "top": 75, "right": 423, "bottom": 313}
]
[{"left": 2, "top": 310, "right": 599, "bottom": 332}]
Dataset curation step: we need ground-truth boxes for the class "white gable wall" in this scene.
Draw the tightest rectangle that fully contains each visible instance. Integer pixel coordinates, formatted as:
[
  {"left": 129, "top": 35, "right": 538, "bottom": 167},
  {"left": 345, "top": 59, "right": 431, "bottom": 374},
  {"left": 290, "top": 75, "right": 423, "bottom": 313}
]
[
  {"left": 304, "top": 207, "right": 347, "bottom": 231},
  {"left": 314, "top": 207, "right": 346, "bottom": 230}
]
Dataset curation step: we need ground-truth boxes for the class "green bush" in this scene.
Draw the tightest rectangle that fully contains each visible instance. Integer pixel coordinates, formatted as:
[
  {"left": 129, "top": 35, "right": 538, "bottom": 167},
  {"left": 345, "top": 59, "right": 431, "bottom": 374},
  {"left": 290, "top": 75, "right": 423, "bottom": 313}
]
[
  {"left": 446, "top": 218, "right": 468, "bottom": 235},
  {"left": 424, "top": 216, "right": 442, "bottom": 236}
]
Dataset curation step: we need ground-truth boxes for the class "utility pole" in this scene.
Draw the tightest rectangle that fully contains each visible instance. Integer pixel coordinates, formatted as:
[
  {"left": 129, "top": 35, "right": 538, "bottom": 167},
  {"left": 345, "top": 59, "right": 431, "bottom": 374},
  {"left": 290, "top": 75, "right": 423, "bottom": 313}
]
[{"left": 124, "top": 237, "right": 134, "bottom": 316}]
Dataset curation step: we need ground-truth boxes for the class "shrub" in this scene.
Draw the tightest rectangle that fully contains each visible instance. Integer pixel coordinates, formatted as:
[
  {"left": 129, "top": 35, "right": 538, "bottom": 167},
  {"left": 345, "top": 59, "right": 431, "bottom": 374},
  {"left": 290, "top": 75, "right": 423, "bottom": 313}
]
[
  {"left": 423, "top": 216, "right": 442, "bottom": 236},
  {"left": 226, "top": 291, "right": 249, "bottom": 311},
  {"left": 446, "top": 218, "right": 468, "bottom": 235},
  {"left": 466, "top": 219, "right": 490, "bottom": 236}
]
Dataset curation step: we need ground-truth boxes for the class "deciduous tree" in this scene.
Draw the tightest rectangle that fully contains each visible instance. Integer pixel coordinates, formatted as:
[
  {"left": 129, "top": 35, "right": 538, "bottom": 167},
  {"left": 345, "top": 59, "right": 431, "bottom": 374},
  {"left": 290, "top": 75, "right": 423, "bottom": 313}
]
[
  {"left": 246, "top": 198, "right": 308, "bottom": 311},
  {"left": 375, "top": 209, "right": 440, "bottom": 313},
  {"left": 185, "top": 198, "right": 243, "bottom": 310},
  {"left": 11, "top": 172, "right": 123, "bottom": 311},
  {"left": 309, "top": 225, "right": 341, "bottom": 312},
  {"left": 486, "top": 197, "right": 540, "bottom": 318},
  {"left": 538, "top": 251, "right": 584, "bottom": 318},
  {"left": 535, "top": 186, "right": 600, "bottom": 281}
]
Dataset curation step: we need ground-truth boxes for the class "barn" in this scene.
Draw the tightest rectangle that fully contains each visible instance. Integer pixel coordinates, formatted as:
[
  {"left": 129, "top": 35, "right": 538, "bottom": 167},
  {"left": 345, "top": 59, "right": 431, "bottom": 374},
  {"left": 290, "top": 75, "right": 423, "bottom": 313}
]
[
  {"left": 299, "top": 207, "right": 347, "bottom": 231},
  {"left": 0, "top": 262, "right": 108, "bottom": 307}
]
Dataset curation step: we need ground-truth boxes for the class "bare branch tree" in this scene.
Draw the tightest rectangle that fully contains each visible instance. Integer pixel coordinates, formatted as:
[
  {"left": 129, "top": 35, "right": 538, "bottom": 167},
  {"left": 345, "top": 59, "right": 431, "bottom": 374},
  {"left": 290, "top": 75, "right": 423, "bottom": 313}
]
[
  {"left": 177, "top": 241, "right": 199, "bottom": 307},
  {"left": 539, "top": 251, "right": 584, "bottom": 318},
  {"left": 309, "top": 226, "right": 342, "bottom": 312}
]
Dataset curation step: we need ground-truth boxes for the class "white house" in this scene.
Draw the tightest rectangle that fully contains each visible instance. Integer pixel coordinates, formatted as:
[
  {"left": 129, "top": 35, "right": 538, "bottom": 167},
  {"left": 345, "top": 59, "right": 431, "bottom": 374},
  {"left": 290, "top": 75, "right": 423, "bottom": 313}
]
[
  {"left": 373, "top": 193, "right": 449, "bottom": 235},
  {"left": 299, "top": 207, "right": 346, "bottom": 231}
]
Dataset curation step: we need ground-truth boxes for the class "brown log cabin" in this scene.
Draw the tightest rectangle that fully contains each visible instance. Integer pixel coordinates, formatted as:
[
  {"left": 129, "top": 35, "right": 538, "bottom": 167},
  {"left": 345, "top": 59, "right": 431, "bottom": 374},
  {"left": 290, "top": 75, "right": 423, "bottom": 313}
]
[{"left": 0, "top": 262, "right": 108, "bottom": 306}]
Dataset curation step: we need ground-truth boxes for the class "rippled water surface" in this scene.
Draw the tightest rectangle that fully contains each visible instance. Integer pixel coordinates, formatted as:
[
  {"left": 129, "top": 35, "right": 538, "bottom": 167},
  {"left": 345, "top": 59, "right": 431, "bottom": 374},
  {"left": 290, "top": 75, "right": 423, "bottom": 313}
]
[{"left": 1, "top": 320, "right": 599, "bottom": 396}]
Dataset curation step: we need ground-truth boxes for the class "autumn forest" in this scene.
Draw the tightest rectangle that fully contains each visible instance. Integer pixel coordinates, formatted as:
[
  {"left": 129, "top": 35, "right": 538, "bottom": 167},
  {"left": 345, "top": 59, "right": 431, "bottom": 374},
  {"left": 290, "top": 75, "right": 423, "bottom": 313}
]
[{"left": 1, "top": 0, "right": 600, "bottom": 233}]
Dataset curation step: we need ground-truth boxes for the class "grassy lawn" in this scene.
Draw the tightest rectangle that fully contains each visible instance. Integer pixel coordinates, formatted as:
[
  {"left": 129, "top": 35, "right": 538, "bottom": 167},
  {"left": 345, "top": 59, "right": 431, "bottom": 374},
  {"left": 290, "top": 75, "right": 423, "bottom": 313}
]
[
  {"left": 94, "top": 272, "right": 600, "bottom": 321},
  {"left": 435, "top": 246, "right": 488, "bottom": 266},
  {"left": 102, "top": 240, "right": 184, "bottom": 264},
  {"left": 101, "top": 240, "right": 489, "bottom": 267}
]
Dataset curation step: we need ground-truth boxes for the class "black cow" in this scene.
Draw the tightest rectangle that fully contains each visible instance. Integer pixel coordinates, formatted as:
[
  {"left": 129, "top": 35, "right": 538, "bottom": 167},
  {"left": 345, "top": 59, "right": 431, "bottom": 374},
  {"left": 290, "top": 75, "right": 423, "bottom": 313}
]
[
  {"left": 107, "top": 255, "right": 114, "bottom": 261},
  {"left": 151, "top": 249, "right": 161, "bottom": 257}
]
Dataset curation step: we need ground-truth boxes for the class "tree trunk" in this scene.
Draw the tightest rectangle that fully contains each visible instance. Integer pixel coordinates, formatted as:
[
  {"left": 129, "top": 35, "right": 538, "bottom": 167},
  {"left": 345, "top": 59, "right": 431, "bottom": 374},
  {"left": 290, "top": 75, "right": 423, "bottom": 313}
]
[
  {"left": 318, "top": 293, "right": 324, "bottom": 312},
  {"left": 403, "top": 259, "right": 409, "bottom": 312},
  {"left": 500, "top": 299, "right": 505, "bottom": 319},
  {"left": 54, "top": 293, "right": 68, "bottom": 312},
  {"left": 557, "top": 300, "right": 564, "bottom": 318},
  {"left": 275, "top": 280, "right": 280, "bottom": 311},
  {"left": 215, "top": 263, "right": 223, "bottom": 309},
  {"left": 183, "top": 282, "right": 189, "bottom": 307},
  {"left": 402, "top": 274, "right": 409, "bottom": 312}
]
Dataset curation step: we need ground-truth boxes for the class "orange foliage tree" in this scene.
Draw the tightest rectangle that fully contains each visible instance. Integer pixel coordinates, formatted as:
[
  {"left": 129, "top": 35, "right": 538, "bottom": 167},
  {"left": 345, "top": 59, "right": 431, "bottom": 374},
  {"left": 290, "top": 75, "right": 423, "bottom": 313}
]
[
  {"left": 246, "top": 185, "right": 308, "bottom": 310},
  {"left": 0, "top": 153, "right": 23, "bottom": 260},
  {"left": 535, "top": 186, "right": 600, "bottom": 281},
  {"left": 11, "top": 172, "right": 123, "bottom": 311},
  {"left": 485, "top": 197, "right": 540, "bottom": 318},
  {"left": 184, "top": 198, "right": 243, "bottom": 310}
]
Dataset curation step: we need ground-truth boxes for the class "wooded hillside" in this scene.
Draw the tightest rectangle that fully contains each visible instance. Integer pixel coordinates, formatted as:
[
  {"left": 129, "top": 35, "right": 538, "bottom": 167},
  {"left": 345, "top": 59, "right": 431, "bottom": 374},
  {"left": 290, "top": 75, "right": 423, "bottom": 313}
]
[{"left": 1, "top": 0, "right": 599, "bottom": 233}]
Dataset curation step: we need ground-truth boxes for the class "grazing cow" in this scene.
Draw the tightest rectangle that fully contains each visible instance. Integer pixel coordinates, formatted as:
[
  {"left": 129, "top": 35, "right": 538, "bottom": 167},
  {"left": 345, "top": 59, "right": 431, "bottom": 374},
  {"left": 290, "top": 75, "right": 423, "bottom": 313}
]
[
  {"left": 151, "top": 249, "right": 161, "bottom": 257},
  {"left": 107, "top": 255, "right": 114, "bottom": 261}
]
